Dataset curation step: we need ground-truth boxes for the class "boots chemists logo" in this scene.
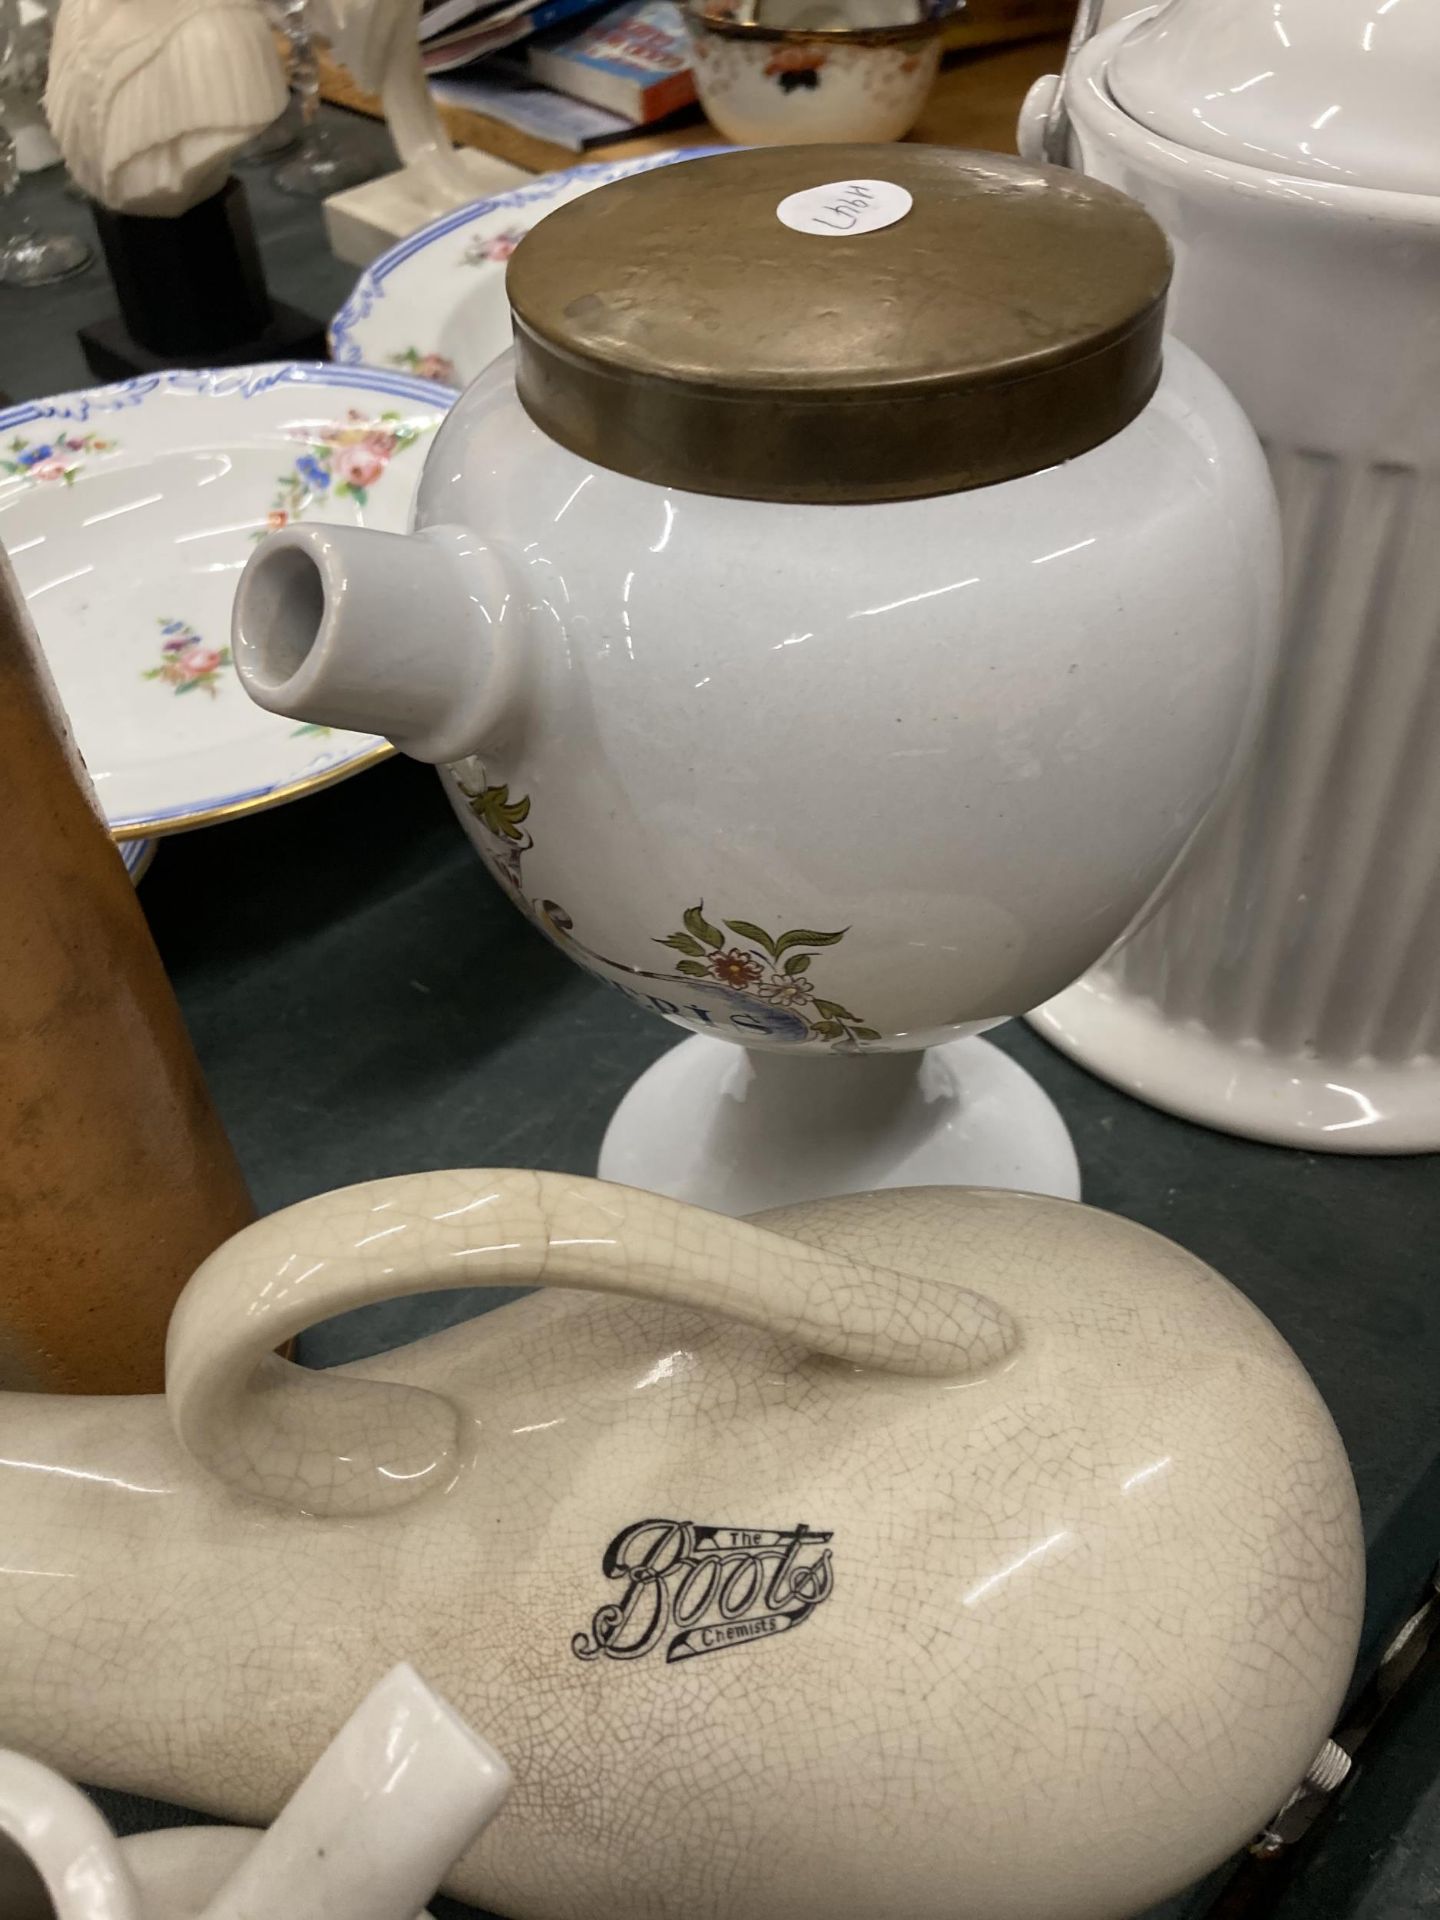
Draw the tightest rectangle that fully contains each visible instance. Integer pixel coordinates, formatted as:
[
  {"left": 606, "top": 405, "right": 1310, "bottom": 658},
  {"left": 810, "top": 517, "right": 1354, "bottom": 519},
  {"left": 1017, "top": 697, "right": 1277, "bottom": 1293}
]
[{"left": 572, "top": 1519, "right": 834, "bottom": 1665}]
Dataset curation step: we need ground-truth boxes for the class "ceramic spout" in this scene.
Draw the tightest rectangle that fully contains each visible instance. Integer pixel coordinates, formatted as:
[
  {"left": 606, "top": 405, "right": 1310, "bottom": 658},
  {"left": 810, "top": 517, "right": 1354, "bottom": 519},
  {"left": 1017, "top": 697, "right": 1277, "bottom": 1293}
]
[
  {"left": 197, "top": 1664, "right": 509, "bottom": 1920},
  {"left": 232, "top": 523, "right": 508, "bottom": 763},
  {"left": 0, "top": 1669, "right": 506, "bottom": 1920}
]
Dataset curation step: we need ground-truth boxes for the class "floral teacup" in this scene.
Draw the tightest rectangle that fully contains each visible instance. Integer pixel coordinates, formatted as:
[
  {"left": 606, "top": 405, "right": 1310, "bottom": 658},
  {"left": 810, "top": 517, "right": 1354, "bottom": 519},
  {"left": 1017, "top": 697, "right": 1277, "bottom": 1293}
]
[{"left": 685, "top": 0, "right": 948, "bottom": 144}]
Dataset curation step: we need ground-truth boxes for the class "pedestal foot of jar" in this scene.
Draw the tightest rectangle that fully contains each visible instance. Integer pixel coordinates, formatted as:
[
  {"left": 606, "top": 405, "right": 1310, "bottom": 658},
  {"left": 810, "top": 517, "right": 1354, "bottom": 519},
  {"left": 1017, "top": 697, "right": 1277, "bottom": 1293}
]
[
  {"left": 596, "top": 1030, "right": 1081, "bottom": 1215},
  {"left": 1031, "top": 978, "right": 1440, "bottom": 1152}
]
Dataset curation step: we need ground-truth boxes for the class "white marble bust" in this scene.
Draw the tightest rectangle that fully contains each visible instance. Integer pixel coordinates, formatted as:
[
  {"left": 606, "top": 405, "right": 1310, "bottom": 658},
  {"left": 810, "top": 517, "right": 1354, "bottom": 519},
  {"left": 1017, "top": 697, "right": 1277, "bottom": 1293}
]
[{"left": 46, "top": 0, "right": 288, "bottom": 215}]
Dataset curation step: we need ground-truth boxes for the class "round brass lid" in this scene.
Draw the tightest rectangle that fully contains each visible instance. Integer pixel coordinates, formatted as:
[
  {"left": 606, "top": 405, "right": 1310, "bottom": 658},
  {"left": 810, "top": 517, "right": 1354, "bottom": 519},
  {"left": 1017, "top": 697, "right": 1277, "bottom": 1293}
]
[{"left": 505, "top": 145, "right": 1172, "bottom": 504}]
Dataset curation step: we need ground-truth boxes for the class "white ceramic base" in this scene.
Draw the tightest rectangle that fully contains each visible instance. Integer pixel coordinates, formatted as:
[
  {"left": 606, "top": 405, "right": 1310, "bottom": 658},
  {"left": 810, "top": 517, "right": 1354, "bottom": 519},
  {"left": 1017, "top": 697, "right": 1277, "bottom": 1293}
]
[
  {"left": 323, "top": 152, "right": 531, "bottom": 269},
  {"left": 597, "top": 1032, "right": 1081, "bottom": 1215},
  {"left": 1031, "top": 980, "right": 1440, "bottom": 1152}
]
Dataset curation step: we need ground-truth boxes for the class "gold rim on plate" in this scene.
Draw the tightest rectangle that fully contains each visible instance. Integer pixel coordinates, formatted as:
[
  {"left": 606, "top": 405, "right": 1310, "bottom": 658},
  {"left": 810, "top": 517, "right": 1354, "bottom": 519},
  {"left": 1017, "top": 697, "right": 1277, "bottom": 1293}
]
[{"left": 109, "top": 740, "right": 396, "bottom": 842}]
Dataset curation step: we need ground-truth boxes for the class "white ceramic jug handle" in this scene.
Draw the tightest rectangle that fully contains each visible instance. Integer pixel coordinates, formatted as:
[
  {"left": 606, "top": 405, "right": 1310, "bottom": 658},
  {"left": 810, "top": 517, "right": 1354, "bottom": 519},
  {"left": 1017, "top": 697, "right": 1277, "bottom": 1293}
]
[
  {"left": 0, "top": 1751, "right": 142, "bottom": 1920},
  {"left": 168, "top": 1170, "right": 1020, "bottom": 1517}
]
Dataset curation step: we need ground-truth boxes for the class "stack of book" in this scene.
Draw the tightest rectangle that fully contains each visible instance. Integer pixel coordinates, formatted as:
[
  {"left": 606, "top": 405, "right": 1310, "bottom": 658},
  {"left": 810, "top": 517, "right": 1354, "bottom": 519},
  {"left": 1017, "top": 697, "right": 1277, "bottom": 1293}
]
[{"left": 424, "top": 0, "right": 697, "bottom": 150}]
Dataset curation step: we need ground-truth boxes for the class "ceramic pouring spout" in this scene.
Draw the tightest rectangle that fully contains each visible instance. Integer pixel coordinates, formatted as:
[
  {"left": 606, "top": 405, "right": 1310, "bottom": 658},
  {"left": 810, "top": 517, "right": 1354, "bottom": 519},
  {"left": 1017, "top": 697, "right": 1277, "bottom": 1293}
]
[
  {"left": 194, "top": 1663, "right": 510, "bottom": 1920},
  {"left": 231, "top": 523, "right": 511, "bottom": 764},
  {"left": 0, "top": 1665, "right": 509, "bottom": 1920}
]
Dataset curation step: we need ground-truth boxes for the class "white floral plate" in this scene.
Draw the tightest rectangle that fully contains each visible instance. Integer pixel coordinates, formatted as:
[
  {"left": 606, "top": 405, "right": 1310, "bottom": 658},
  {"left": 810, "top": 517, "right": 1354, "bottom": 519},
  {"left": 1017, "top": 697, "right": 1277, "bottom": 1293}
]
[
  {"left": 328, "top": 149, "right": 719, "bottom": 392},
  {"left": 0, "top": 363, "right": 454, "bottom": 839}
]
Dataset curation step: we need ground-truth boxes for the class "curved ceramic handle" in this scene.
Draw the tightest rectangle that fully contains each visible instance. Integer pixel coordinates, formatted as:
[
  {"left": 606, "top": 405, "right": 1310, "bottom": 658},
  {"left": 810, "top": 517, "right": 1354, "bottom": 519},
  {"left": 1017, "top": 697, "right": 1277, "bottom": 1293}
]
[
  {"left": 1035, "top": 0, "right": 1105, "bottom": 164},
  {"left": 0, "top": 1751, "right": 141, "bottom": 1920},
  {"left": 168, "top": 1170, "right": 1020, "bottom": 1518},
  {"left": 1016, "top": 1, "right": 1159, "bottom": 165}
]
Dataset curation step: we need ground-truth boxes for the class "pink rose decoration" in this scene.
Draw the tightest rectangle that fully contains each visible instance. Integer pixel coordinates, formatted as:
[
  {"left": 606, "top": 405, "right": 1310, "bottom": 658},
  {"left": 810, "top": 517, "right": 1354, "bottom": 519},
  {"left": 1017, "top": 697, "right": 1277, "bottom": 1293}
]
[
  {"left": 183, "top": 647, "right": 224, "bottom": 676},
  {"left": 33, "top": 459, "right": 69, "bottom": 482},
  {"left": 362, "top": 429, "right": 399, "bottom": 458},
  {"left": 335, "top": 445, "right": 385, "bottom": 489}
]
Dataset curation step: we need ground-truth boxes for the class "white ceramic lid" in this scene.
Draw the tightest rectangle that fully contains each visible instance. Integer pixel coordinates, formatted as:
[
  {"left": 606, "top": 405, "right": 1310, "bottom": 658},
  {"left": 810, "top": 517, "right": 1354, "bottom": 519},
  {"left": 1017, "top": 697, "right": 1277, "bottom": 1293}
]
[{"left": 1108, "top": 0, "right": 1439, "bottom": 194}]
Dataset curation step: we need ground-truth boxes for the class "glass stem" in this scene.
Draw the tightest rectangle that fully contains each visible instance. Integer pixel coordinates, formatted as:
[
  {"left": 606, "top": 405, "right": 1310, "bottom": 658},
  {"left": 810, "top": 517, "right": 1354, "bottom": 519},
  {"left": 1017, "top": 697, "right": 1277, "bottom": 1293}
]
[
  {"left": 0, "top": 121, "right": 20, "bottom": 250},
  {"left": 291, "top": 23, "right": 321, "bottom": 134}
]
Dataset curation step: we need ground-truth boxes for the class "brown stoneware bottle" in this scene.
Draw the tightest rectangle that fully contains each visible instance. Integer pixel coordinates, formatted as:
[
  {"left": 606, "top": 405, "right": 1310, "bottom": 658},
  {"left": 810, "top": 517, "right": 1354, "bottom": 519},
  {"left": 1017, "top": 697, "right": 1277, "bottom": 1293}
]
[{"left": 0, "top": 547, "right": 252, "bottom": 1391}]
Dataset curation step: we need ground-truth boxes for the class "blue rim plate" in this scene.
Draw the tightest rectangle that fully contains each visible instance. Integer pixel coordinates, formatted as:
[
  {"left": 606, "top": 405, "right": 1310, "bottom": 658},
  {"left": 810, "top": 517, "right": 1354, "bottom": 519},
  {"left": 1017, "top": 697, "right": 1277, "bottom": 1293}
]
[
  {"left": 120, "top": 836, "right": 157, "bottom": 883},
  {"left": 0, "top": 362, "right": 456, "bottom": 840},
  {"left": 329, "top": 149, "right": 721, "bottom": 393}
]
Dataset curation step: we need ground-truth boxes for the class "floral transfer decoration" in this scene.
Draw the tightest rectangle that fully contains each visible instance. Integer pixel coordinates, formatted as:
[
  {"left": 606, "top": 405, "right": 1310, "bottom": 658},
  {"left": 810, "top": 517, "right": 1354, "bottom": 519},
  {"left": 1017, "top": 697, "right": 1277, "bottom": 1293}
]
[
  {"left": 261, "top": 409, "right": 426, "bottom": 536},
  {"left": 143, "top": 618, "right": 230, "bottom": 697},
  {"left": 453, "top": 762, "right": 533, "bottom": 892},
  {"left": 389, "top": 348, "right": 459, "bottom": 387},
  {"left": 1, "top": 428, "right": 116, "bottom": 486},
  {"left": 656, "top": 905, "right": 878, "bottom": 1044},
  {"left": 463, "top": 225, "right": 526, "bottom": 266},
  {"left": 445, "top": 764, "right": 877, "bottom": 1048},
  {"left": 764, "top": 45, "right": 826, "bottom": 89}
]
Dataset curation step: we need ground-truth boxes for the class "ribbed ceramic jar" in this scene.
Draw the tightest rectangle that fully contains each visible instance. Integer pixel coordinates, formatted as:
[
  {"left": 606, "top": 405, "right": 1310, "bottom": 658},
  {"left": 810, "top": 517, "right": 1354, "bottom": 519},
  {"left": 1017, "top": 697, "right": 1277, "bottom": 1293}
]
[{"left": 1023, "top": 5, "right": 1440, "bottom": 1150}]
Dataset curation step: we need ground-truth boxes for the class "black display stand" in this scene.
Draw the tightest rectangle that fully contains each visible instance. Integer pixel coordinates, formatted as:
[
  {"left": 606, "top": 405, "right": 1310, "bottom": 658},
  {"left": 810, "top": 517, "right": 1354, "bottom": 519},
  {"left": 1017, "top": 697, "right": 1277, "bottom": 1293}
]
[{"left": 78, "top": 176, "right": 327, "bottom": 380}]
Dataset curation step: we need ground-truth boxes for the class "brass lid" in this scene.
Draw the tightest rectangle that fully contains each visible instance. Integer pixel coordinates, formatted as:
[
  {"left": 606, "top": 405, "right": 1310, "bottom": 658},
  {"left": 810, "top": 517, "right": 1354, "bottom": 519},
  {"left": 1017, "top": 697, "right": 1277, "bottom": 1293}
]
[{"left": 505, "top": 145, "right": 1171, "bottom": 504}]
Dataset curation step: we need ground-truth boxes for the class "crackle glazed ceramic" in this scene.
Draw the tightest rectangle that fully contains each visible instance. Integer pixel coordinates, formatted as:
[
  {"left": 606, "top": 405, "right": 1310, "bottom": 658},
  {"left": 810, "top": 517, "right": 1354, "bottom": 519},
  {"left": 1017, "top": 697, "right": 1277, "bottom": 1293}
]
[
  {"left": 1018, "top": 0, "right": 1440, "bottom": 1151},
  {"left": 0, "top": 1171, "right": 1363, "bottom": 1919},
  {"left": 0, "top": 363, "right": 449, "bottom": 842},
  {"left": 0, "top": 1663, "right": 508, "bottom": 1919},
  {"left": 236, "top": 144, "right": 1281, "bottom": 1212},
  {"left": 684, "top": 0, "right": 948, "bottom": 146}
]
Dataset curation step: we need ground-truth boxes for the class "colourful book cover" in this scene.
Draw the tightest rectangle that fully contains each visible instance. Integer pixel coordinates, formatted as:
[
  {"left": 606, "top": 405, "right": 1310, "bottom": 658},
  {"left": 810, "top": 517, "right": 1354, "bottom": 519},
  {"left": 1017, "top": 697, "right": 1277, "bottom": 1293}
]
[
  {"left": 527, "top": 0, "right": 696, "bottom": 122},
  {"left": 422, "top": 0, "right": 611, "bottom": 72}
]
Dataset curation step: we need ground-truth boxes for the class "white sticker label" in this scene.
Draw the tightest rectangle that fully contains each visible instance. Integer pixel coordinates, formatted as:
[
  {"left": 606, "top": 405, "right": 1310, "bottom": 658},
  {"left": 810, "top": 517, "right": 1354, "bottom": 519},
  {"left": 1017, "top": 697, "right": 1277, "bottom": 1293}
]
[{"left": 776, "top": 179, "right": 913, "bottom": 238}]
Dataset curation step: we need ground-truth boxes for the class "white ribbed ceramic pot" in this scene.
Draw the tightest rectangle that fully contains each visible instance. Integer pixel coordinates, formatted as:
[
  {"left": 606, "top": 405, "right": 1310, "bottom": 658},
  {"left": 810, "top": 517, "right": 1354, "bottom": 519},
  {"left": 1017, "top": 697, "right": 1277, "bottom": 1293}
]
[{"left": 1021, "top": 14, "right": 1440, "bottom": 1150}]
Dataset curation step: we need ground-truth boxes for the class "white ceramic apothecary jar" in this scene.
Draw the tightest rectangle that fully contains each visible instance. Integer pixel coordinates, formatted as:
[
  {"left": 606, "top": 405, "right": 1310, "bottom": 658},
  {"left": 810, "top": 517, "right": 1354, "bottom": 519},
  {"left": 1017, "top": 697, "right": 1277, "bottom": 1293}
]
[
  {"left": 235, "top": 146, "right": 1280, "bottom": 1210},
  {"left": 1020, "top": 0, "right": 1440, "bottom": 1151}
]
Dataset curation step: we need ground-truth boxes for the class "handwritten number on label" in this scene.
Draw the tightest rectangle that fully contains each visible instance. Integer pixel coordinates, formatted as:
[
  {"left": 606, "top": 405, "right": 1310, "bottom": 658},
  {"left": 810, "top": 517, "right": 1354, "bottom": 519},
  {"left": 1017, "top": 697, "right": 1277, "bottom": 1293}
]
[{"left": 776, "top": 179, "right": 914, "bottom": 238}]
